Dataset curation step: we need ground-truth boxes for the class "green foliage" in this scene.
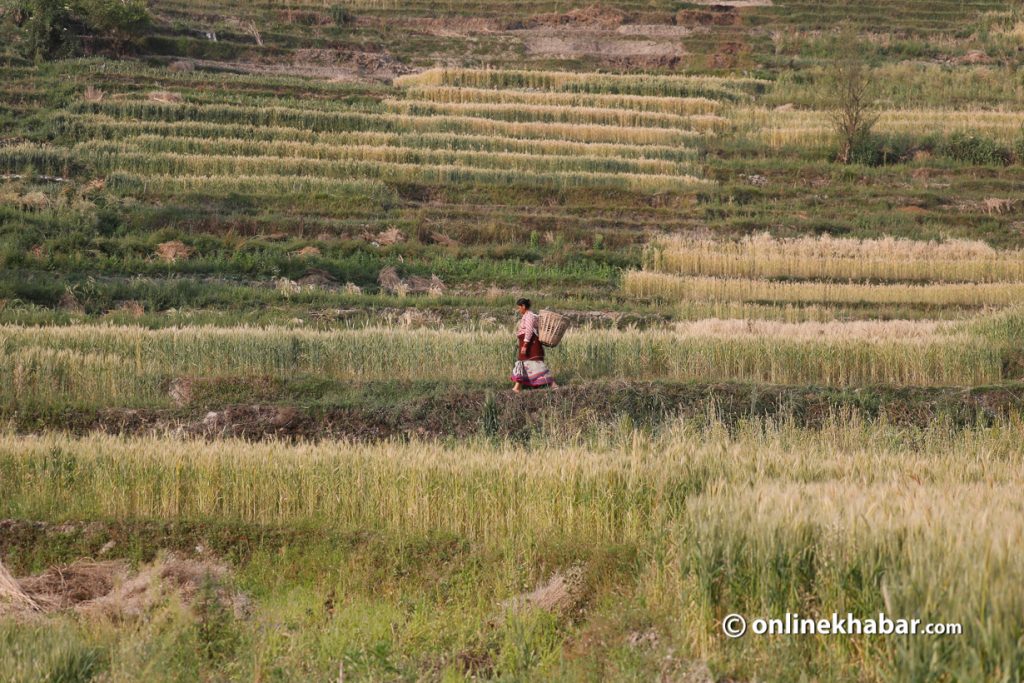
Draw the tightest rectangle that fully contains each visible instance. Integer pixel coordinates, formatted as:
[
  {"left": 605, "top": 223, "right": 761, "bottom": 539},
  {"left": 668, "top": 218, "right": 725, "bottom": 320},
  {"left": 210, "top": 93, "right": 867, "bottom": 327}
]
[
  {"left": 935, "top": 132, "right": 1011, "bottom": 166},
  {"left": 11, "top": 0, "right": 148, "bottom": 60},
  {"left": 847, "top": 132, "right": 921, "bottom": 166},
  {"left": 193, "top": 578, "right": 240, "bottom": 663},
  {"left": 75, "top": 0, "right": 148, "bottom": 54},
  {"left": 329, "top": 4, "right": 354, "bottom": 25},
  {"left": 483, "top": 389, "right": 499, "bottom": 437},
  {"left": 10, "top": 0, "right": 79, "bottom": 61}
]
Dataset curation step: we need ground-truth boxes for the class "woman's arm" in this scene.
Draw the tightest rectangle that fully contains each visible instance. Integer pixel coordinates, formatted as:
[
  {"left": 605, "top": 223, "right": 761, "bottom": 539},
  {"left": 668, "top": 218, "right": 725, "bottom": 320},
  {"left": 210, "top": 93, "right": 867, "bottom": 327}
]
[{"left": 520, "top": 312, "right": 537, "bottom": 343}]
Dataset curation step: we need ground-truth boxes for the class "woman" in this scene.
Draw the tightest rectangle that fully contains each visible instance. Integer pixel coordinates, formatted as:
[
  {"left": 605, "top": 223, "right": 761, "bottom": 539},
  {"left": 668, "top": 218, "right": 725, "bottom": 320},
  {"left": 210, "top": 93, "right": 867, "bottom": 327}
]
[{"left": 510, "top": 298, "right": 557, "bottom": 393}]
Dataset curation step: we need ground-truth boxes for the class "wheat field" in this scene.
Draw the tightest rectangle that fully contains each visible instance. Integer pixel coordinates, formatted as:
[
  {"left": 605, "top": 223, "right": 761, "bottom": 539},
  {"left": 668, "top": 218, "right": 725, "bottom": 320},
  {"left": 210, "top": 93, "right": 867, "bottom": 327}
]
[
  {"left": 651, "top": 234, "right": 1024, "bottom": 283},
  {"left": 2, "top": 418, "right": 1022, "bottom": 680}
]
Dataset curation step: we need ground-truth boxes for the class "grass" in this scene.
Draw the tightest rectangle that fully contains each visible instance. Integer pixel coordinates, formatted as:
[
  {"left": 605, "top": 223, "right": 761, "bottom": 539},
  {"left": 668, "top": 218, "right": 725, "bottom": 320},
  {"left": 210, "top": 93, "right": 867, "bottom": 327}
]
[
  {"left": 4, "top": 4, "right": 1024, "bottom": 680},
  {"left": 734, "top": 106, "right": 1024, "bottom": 148},
  {"left": 394, "top": 68, "right": 769, "bottom": 99},
  {"left": 625, "top": 271, "right": 1024, "bottom": 307},
  {"left": 1, "top": 417, "right": 1023, "bottom": 680},
  {"left": 0, "top": 321, "right": 1010, "bottom": 413},
  {"left": 651, "top": 234, "right": 1024, "bottom": 283}
]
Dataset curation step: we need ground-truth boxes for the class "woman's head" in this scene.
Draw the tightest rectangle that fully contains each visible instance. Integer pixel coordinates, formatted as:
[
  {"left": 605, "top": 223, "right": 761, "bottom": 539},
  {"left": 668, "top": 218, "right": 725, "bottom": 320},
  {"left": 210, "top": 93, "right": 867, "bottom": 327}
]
[{"left": 515, "top": 297, "right": 531, "bottom": 314}]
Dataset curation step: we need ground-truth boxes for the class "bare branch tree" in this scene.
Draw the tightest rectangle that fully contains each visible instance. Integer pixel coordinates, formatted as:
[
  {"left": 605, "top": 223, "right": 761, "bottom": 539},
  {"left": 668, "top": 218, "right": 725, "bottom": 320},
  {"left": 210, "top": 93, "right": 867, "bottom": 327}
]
[{"left": 829, "top": 35, "right": 878, "bottom": 164}]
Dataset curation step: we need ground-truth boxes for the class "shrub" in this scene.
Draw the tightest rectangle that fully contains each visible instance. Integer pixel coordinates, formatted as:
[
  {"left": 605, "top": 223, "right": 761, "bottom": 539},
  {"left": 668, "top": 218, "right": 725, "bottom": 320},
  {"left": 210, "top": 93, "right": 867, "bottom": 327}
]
[
  {"left": 12, "top": 0, "right": 149, "bottom": 60},
  {"left": 935, "top": 132, "right": 1011, "bottom": 166},
  {"left": 847, "top": 132, "right": 921, "bottom": 166},
  {"left": 10, "top": 0, "right": 80, "bottom": 61},
  {"left": 330, "top": 4, "right": 354, "bottom": 25},
  {"left": 75, "top": 0, "right": 149, "bottom": 55}
]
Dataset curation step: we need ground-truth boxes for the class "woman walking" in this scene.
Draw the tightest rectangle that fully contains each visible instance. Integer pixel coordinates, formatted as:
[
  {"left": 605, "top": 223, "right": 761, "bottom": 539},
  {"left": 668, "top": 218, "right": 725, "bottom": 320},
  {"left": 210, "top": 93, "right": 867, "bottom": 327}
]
[{"left": 510, "top": 298, "right": 557, "bottom": 393}]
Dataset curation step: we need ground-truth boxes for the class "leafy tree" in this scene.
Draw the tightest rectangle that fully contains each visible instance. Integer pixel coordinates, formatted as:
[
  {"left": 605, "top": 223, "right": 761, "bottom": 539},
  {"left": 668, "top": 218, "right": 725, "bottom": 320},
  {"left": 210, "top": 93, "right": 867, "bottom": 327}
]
[
  {"left": 8, "top": 0, "right": 149, "bottom": 60},
  {"left": 9, "top": 0, "right": 79, "bottom": 61},
  {"left": 75, "top": 0, "right": 148, "bottom": 54}
]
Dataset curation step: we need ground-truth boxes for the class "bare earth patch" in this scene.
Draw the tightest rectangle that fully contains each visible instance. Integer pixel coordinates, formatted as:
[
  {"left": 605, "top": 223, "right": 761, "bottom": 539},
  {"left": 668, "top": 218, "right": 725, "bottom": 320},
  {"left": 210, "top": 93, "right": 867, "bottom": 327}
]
[
  {"left": 522, "top": 31, "right": 686, "bottom": 65},
  {"left": 687, "top": 0, "right": 771, "bottom": 5}
]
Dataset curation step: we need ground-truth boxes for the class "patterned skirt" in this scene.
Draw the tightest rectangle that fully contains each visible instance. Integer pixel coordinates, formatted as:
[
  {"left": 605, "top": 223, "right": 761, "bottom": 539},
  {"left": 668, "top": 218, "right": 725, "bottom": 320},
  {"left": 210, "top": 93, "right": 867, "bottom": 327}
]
[{"left": 511, "top": 360, "right": 554, "bottom": 387}]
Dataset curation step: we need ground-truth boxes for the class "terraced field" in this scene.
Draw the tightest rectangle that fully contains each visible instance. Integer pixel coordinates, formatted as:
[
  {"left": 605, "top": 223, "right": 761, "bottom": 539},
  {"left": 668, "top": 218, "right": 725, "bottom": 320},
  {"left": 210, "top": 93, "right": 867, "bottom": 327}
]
[{"left": 2, "top": 0, "right": 1024, "bottom": 680}]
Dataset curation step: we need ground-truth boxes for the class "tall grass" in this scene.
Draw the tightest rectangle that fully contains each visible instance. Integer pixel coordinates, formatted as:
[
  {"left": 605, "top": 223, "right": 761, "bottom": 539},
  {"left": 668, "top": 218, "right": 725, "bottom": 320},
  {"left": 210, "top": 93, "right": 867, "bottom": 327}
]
[
  {"left": 395, "top": 68, "right": 768, "bottom": 99},
  {"left": 73, "top": 100, "right": 702, "bottom": 145},
  {"left": 2, "top": 418, "right": 1024, "bottom": 679},
  {"left": 82, "top": 147, "right": 705, "bottom": 193},
  {"left": 384, "top": 99, "right": 726, "bottom": 131},
  {"left": 673, "top": 318, "right": 952, "bottom": 341},
  {"left": 0, "top": 323, "right": 1006, "bottom": 410},
  {"left": 651, "top": 234, "right": 1024, "bottom": 283},
  {"left": 734, "top": 106, "right": 1024, "bottom": 147},
  {"left": 62, "top": 116, "right": 697, "bottom": 161},
  {"left": 401, "top": 86, "right": 722, "bottom": 115},
  {"left": 625, "top": 271, "right": 1024, "bottom": 307},
  {"left": 82, "top": 135, "right": 692, "bottom": 177}
]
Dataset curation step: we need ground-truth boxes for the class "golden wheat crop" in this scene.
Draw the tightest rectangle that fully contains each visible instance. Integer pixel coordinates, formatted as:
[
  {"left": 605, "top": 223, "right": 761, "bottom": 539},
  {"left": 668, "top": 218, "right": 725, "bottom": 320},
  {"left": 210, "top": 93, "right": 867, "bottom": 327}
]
[
  {"left": 734, "top": 106, "right": 1024, "bottom": 147},
  {"left": 651, "top": 234, "right": 1024, "bottom": 283},
  {"left": 625, "top": 271, "right": 1024, "bottom": 307},
  {"left": 0, "top": 322, "right": 1005, "bottom": 407},
  {"left": 401, "top": 86, "right": 722, "bottom": 115},
  {"left": 673, "top": 318, "right": 952, "bottom": 341}
]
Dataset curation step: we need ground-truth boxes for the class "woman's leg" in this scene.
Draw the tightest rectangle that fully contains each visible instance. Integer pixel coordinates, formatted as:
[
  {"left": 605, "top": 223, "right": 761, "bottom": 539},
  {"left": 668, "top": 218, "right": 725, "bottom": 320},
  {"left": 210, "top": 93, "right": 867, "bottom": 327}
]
[{"left": 512, "top": 381, "right": 522, "bottom": 393}]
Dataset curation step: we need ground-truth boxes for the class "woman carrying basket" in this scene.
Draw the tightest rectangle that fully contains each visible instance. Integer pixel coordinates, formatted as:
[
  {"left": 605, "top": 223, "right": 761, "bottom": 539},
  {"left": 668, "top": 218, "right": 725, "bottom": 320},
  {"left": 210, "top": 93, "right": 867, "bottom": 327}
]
[{"left": 511, "top": 298, "right": 558, "bottom": 393}]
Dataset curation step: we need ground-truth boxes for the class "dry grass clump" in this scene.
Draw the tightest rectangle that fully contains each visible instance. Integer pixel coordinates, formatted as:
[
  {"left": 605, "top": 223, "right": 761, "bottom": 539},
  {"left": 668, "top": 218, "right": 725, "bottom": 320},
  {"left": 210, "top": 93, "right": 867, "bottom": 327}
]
[
  {"left": 375, "top": 227, "right": 405, "bottom": 245},
  {"left": 82, "top": 86, "right": 105, "bottom": 103},
  {"left": 115, "top": 300, "right": 145, "bottom": 318},
  {"left": 155, "top": 240, "right": 194, "bottom": 263},
  {"left": 167, "top": 60, "right": 195, "bottom": 73},
  {"left": 292, "top": 245, "right": 321, "bottom": 258},
  {"left": 378, "top": 266, "right": 445, "bottom": 296},
  {"left": 0, "top": 554, "right": 247, "bottom": 621},
  {"left": 500, "top": 564, "right": 587, "bottom": 620},
  {"left": 377, "top": 265, "right": 404, "bottom": 294},
  {"left": 148, "top": 91, "right": 183, "bottom": 104},
  {"left": 19, "top": 192, "right": 50, "bottom": 211},
  {"left": 429, "top": 231, "right": 458, "bottom": 247}
]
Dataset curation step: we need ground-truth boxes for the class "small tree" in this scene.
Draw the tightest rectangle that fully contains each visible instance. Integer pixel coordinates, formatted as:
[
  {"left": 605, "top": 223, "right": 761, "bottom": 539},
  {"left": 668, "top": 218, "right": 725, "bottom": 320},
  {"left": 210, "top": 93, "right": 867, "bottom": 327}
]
[
  {"left": 829, "top": 37, "right": 878, "bottom": 164},
  {"left": 78, "top": 0, "right": 149, "bottom": 55},
  {"left": 11, "top": 0, "right": 149, "bottom": 60},
  {"left": 11, "top": 0, "right": 79, "bottom": 61}
]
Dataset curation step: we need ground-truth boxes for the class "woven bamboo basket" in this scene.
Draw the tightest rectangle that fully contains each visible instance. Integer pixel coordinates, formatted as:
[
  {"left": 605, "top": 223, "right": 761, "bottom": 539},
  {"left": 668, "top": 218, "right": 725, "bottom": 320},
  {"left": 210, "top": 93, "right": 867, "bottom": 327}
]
[{"left": 537, "top": 309, "right": 569, "bottom": 347}]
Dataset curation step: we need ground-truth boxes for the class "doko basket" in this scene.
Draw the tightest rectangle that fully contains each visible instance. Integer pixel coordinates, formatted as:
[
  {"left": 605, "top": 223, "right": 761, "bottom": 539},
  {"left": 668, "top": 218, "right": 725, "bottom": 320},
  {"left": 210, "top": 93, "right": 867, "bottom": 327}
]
[{"left": 537, "top": 309, "right": 569, "bottom": 347}]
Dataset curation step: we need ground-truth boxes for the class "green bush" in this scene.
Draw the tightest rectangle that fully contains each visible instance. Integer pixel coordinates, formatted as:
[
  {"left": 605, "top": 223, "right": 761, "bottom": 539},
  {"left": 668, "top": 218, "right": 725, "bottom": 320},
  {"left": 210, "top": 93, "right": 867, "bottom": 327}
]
[
  {"left": 9, "top": 0, "right": 80, "bottom": 61},
  {"left": 76, "top": 0, "right": 149, "bottom": 54},
  {"left": 935, "top": 132, "right": 1011, "bottom": 166},
  {"left": 11, "top": 0, "right": 149, "bottom": 60},
  {"left": 847, "top": 132, "right": 921, "bottom": 166},
  {"left": 330, "top": 4, "right": 354, "bottom": 25}
]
